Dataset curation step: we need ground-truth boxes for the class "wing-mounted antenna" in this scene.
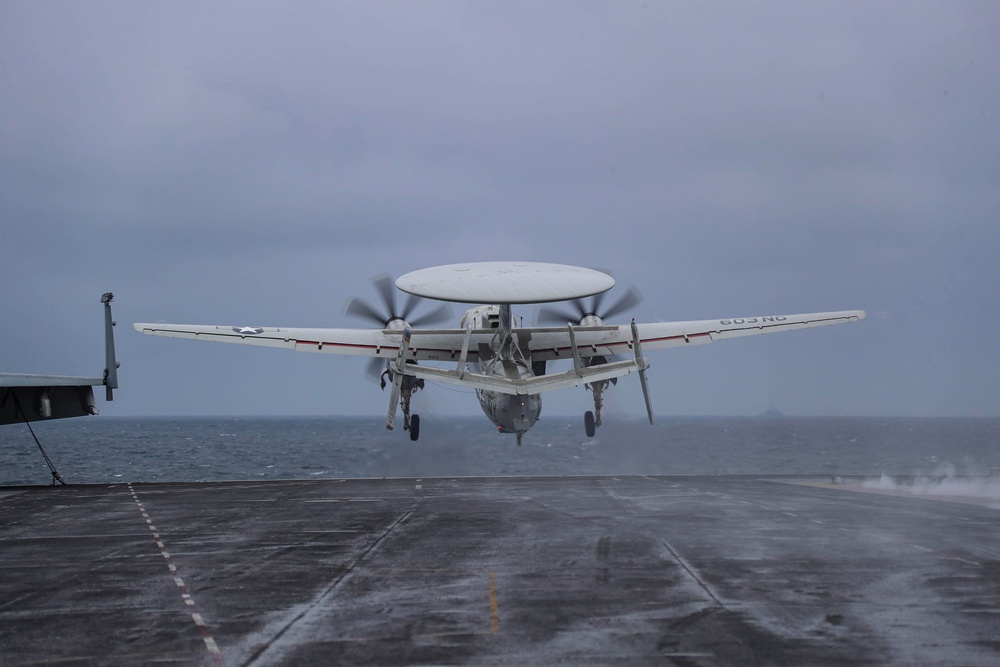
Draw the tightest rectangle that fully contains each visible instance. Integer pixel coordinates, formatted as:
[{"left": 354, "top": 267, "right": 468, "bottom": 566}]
[{"left": 101, "top": 292, "right": 118, "bottom": 401}]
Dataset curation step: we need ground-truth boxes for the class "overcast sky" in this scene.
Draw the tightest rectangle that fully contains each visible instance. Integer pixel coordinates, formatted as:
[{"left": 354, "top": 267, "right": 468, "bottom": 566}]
[{"left": 1, "top": 1, "right": 997, "bottom": 419}]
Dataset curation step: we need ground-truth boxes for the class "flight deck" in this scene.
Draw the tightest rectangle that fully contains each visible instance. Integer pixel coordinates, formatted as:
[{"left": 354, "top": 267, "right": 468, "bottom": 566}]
[{"left": 1, "top": 475, "right": 998, "bottom": 666}]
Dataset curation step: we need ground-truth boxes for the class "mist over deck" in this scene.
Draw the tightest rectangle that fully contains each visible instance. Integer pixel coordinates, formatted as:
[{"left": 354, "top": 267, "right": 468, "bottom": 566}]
[{"left": 2, "top": 474, "right": 998, "bottom": 666}]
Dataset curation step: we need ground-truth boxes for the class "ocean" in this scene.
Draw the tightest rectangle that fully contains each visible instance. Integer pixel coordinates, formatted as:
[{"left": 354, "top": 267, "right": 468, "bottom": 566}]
[{"left": 2, "top": 416, "right": 998, "bottom": 487}]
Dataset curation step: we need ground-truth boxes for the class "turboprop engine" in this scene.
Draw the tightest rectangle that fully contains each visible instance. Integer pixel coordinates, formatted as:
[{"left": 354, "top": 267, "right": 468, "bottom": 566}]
[
  {"left": 343, "top": 273, "right": 452, "bottom": 440},
  {"left": 537, "top": 286, "right": 643, "bottom": 436}
]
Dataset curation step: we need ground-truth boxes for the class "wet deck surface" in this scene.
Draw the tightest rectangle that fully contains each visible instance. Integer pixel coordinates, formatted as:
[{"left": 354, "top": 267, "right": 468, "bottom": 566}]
[{"left": 1, "top": 475, "right": 999, "bottom": 666}]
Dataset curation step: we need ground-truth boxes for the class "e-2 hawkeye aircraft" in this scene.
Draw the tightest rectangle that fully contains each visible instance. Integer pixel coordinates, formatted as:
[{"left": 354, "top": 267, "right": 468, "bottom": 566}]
[{"left": 135, "top": 262, "right": 865, "bottom": 445}]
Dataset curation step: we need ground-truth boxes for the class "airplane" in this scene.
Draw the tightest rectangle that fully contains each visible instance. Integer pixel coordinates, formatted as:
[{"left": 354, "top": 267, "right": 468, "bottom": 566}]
[
  {"left": 134, "top": 262, "right": 865, "bottom": 445},
  {"left": 1, "top": 293, "right": 119, "bottom": 427}
]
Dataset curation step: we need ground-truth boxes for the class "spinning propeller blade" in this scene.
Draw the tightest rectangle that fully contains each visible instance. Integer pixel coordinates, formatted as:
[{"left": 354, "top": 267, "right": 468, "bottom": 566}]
[
  {"left": 409, "top": 304, "right": 452, "bottom": 327},
  {"left": 365, "top": 357, "right": 387, "bottom": 383},
  {"left": 344, "top": 273, "right": 450, "bottom": 383},
  {"left": 343, "top": 273, "right": 453, "bottom": 329},
  {"left": 343, "top": 298, "right": 387, "bottom": 327},
  {"left": 599, "top": 287, "right": 642, "bottom": 320},
  {"left": 537, "top": 286, "right": 643, "bottom": 325},
  {"left": 371, "top": 274, "right": 397, "bottom": 320},
  {"left": 536, "top": 305, "right": 583, "bottom": 326}
]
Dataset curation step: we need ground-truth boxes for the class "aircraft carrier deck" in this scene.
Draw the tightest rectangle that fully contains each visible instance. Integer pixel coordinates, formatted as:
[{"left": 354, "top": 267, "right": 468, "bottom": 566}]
[{"left": 1, "top": 475, "right": 998, "bottom": 666}]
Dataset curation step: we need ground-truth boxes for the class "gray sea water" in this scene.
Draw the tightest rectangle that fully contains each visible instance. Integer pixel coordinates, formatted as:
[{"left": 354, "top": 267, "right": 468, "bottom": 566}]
[{"left": 2, "top": 416, "right": 999, "bottom": 487}]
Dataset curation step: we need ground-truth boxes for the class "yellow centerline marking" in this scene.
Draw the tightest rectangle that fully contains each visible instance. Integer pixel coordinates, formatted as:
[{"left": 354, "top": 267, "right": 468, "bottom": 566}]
[{"left": 488, "top": 572, "right": 500, "bottom": 633}]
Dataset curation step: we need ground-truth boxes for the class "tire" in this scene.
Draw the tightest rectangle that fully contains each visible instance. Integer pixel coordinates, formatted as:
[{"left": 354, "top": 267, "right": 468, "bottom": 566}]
[
  {"left": 409, "top": 414, "right": 421, "bottom": 441},
  {"left": 584, "top": 411, "right": 596, "bottom": 438}
]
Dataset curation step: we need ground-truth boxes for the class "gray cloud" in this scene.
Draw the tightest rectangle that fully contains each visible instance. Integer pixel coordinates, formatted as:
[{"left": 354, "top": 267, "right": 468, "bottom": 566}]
[{"left": 1, "top": 1, "right": 998, "bottom": 418}]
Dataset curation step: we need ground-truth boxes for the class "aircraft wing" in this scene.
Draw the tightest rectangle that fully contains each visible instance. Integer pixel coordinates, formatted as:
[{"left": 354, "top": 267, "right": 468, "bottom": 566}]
[
  {"left": 403, "top": 309, "right": 866, "bottom": 395},
  {"left": 525, "top": 309, "right": 867, "bottom": 362},
  {"left": 135, "top": 310, "right": 864, "bottom": 395},
  {"left": 135, "top": 310, "right": 865, "bottom": 363},
  {"left": 132, "top": 323, "right": 495, "bottom": 361}
]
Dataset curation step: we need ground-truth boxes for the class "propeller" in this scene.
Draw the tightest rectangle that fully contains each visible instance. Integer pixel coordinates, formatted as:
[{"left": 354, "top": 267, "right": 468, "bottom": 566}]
[
  {"left": 537, "top": 285, "right": 643, "bottom": 326},
  {"left": 344, "top": 273, "right": 451, "bottom": 328},
  {"left": 343, "top": 273, "right": 452, "bottom": 381}
]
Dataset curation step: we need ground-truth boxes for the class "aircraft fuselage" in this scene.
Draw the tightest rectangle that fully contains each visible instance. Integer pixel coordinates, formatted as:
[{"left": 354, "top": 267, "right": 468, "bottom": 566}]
[
  {"left": 461, "top": 305, "right": 542, "bottom": 441},
  {"left": 476, "top": 371, "right": 542, "bottom": 437}
]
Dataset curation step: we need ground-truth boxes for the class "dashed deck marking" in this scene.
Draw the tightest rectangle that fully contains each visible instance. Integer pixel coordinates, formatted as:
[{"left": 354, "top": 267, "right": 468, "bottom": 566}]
[{"left": 128, "top": 483, "right": 224, "bottom": 666}]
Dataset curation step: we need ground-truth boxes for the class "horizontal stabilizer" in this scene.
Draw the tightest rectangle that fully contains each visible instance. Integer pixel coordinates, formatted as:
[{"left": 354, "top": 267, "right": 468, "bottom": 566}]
[{"left": 401, "top": 357, "right": 647, "bottom": 396}]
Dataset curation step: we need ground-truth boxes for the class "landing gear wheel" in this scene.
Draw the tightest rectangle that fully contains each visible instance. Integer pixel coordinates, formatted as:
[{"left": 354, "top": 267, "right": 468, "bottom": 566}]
[
  {"left": 584, "top": 410, "right": 596, "bottom": 438},
  {"left": 409, "top": 414, "right": 420, "bottom": 441}
]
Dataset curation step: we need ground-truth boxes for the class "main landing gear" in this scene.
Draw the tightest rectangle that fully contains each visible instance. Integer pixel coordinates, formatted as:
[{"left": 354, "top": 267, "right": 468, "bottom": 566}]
[
  {"left": 382, "top": 368, "right": 424, "bottom": 441},
  {"left": 399, "top": 375, "right": 424, "bottom": 442},
  {"left": 583, "top": 378, "right": 615, "bottom": 438}
]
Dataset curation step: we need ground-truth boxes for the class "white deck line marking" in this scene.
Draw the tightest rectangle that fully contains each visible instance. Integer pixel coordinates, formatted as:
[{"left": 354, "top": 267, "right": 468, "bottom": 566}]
[{"left": 128, "top": 483, "right": 224, "bottom": 665}]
